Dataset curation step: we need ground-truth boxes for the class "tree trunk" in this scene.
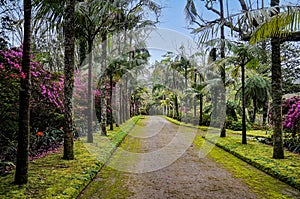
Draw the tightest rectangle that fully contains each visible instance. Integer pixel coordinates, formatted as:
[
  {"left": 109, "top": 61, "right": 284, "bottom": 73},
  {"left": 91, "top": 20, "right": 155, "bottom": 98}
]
[
  {"left": 199, "top": 94, "right": 203, "bottom": 125},
  {"left": 109, "top": 74, "right": 113, "bottom": 130},
  {"left": 193, "top": 71, "right": 197, "bottom": 118},
  {"left": 174, "top": 94, "right": 179, "bottom": 120},
  {"left": 124, "top": 78, "right": 129, "bottom": 120},
  {"left": 63, "top": 0, "right": 75, "bottom": 160},
  {"left": 271, "top": 0, "right": 284, "bottom": 159},
  {"left": 242, "top": 63, "right": 247, "bottom": 144},
  {"left": 100, "top": 32, "right": 107, "bottom": 136},
  {"left": 15, "top": 0, "right": 31, "bottom": 185},
  {"left": 79, "top": 37, "right": 87, "bottom": 67},
  {"left": 251, "top": 97, "right": 257, "bottom": 124},
  {"left": 262, "top": 101, "right": 268, "bottom": 125},
  {"left": 87, "top": 38, "right": 94, "bottom": 142},
  {"left": 220, "top": 0, "right": 226, "bottom": 137},
  {"left": 119, "top": 83, "right": 124, "bottom": 124}
]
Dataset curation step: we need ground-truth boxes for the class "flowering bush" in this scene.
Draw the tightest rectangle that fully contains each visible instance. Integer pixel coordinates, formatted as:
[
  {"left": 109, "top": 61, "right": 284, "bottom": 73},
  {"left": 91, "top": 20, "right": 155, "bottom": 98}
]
[
  {"left": 73, "top": 71, "right": 113, "bottom": 135},
  {"left": 282, "top": 96, "right": 300, "bottom": 136},
  {"left": 0, "top": 47, "right": 64, "bottom": 128},
  {"left": 280, "top": 96, "right": 300, "bottom": 153},
  {"left": 0, "top": 47, "right": 64, "bottom": 173}
]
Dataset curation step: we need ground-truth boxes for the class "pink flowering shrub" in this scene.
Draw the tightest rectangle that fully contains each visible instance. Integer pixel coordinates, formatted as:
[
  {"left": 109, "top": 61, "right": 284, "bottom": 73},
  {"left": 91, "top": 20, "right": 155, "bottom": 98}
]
[
  {"left": 73, "top": 71, "right": 114, "bottom": 135},
  {"left": 274, "top": 96, "right": 300, "bottom": 153},
  {"left": 282, "top": 96, "right": 300, "bottom": 136},
  {"left": 0, "top": 47, "right": 64, "bottom": 172}
]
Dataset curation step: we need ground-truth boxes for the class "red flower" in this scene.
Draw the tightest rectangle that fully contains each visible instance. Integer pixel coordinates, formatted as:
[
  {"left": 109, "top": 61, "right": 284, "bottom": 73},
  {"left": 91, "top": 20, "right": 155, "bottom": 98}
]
[{"left": 37, "top": 131, "right": 43, "bottom": 136}]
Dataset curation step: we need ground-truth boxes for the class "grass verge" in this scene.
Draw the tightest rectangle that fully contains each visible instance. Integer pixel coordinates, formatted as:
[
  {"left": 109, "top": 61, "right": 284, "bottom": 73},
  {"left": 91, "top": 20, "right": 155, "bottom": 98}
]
[
  {"left": 193, "top": 136, "right": 299, "bottom": 199},
  {"left": 164, "top": 116, "right": 300, "bottom": 191},
  {"left": 163, "top": 116, "right": 271, "bottom": 138},
  {"left": 0, "top": 116, "right": 140, "bottom": 199}
]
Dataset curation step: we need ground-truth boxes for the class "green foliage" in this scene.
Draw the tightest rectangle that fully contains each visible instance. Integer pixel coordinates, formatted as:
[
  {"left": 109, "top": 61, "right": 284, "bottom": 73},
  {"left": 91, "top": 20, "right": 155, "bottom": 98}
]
[
  {"left": 0, "top": 116, "right": 140, "bottom": 198},
  {"left": 226, "top": 119, "right": 252, "bottom": 131},
  {"left": 250, "top": 7, "right": 300, "bottom": 44},
  {"left": 0, "top": 48, "right": 64, "bottom": 173}
]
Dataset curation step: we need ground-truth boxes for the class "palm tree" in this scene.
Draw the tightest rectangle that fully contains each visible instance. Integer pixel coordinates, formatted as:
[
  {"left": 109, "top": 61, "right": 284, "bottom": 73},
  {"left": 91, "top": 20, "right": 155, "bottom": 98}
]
[
  {"left": 14, "top": 0, "right": 31, "bottom": 185},
  {"left": 250, "top": 0, "right": 286, "bottom": 159},
  {"left": 220, "top": 42, "right": 263, "bottom": 144},
  {"left": 270, "top": 0, "right": 284, "bottom": 159},
  {"left": 63, "top": 0, "right": 75, "bottom": 160},
  {"left": 244, "top": 74, "right": 271, "bottom": 124}
]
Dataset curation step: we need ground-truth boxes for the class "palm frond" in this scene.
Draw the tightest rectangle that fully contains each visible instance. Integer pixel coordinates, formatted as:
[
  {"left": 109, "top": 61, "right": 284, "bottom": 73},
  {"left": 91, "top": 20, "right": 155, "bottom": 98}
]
[{"left": 250, "top": 6, "right": 300, "bottom": 44}]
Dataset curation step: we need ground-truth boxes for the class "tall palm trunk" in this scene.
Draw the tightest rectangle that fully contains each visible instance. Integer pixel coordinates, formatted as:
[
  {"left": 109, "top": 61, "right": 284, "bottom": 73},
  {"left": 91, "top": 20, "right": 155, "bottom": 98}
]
[
  {"left": 271, "top": 0, "right": 284, "bottom": 159},
  {"left": 251, "top": 97, "right": 257, "bottom": 124},
  {"left": 174, "top": 94, "right": 179, "bottom": 120},
  {"left": 241, "top": 62, "right": 247, "bottom": 144},
  {"left": 87, "top": 38, "right": 94, "bottom": 142},
  {"left": 15, "top": 0, "right": 31, "bottom": 185},
  {"left": 199, "top": 94, "right": 203, "bottom": 125},
  {"left": 63, "top": 0, "right": 75, "bottom": 159},
  {"left": 220, "top": 0, "right": 226, "bottom": 137},
  {"left": 193, "top": 71, "right": 197, "bottom": 118},
  {"left": 109, "top": 74, "right": 113, "bottom": 130},
  {"left": 100, "top": 32, "right": 107, "bottom": 136}
]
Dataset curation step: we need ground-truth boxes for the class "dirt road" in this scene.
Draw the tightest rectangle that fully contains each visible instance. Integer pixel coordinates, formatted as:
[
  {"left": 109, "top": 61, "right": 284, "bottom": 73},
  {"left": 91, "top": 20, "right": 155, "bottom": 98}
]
[{"left": 79, "top": 116, "right": 300, "bottom": 199}]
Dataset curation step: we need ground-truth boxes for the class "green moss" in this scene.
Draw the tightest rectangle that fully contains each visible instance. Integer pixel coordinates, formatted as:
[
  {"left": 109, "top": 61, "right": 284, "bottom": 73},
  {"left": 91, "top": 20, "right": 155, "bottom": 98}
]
[
  {"left": 226, "top": 129, "right": 272, "bottom": 138},
  {"left": 193, "top": 135, "right": 300, "bottom": 199},
  {"left": 79, "top": 118, "right": 144, "bottom": 198},
  {"left": 0, "top": 116, "right": 140, "bottom": 199},
  {"left": 204, "top": 136, "right": 300, "bottom": 191},
  {"left": 165, "top": 116, "right": 270, "bottom": 138},
  {"left": 163, "top": 116, "right": 208, "bottom": 131},
  {"left": 168, "top": 116, "right": 300, "bottom": 195}
]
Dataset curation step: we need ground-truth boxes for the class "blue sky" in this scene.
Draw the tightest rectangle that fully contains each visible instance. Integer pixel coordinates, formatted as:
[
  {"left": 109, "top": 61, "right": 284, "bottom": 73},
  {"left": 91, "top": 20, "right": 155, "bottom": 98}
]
[
  {"left": 157, "top": 0, "right": 192, "bottom": 36},
  {"left": 148, "top": 0, "right": 195, "bottom": 63},
  {"left": 148, "top": 0, "right": 300, "bottom": 63}
]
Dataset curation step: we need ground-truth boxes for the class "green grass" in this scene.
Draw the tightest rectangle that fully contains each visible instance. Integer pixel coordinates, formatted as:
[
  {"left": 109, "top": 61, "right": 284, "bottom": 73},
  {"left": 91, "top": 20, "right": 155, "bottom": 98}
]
[
  {"left": 226, "top": 129, "right": 272, "bottom": 138},
  {"left": 78, "top": 122, "right": 143, "bottom": 198},
  {"left": 193, "top": 136, "right": 299, "bottom": 199},
  {"left": 164, "top": 116, "right": 271, "bottom": 138},
  {"left": 208, "top": 136, "right": 300, "bottom": 191},
  {"left": 165, "top": 116, "right": 300, "bottom": 191},
  {"left": 0, "top": 116, "right": 140, "bottom": 199}
]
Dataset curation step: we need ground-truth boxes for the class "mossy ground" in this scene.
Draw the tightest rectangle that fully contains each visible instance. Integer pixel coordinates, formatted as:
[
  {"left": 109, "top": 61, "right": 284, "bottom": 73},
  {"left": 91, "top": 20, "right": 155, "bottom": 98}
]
[
  {"left": 209, "top": 136, "right": 300, "bottom": 190},
  {"left": 165, "top": 116, "right": 300, "bottom": 193},
  {"left": 194, "top": 136, "right": 300, "bottom": 199},
  {"left": 0, "top": 116, "right": 140, "bottom": 199},
  {"left": 164, "top": 116, "right": 271, "bottom": 138},
  {"left": 78, "top": 122, "right": 143, "bottom": 199}
]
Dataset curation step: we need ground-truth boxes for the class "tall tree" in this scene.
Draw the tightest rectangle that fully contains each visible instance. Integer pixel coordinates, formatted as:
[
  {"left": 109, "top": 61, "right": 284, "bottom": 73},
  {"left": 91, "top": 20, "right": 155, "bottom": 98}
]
[
  {"left": 14, "top": 0, "right": 31, "bottom": 185},
  {"left": 270, "top": 0, "right": 284, "bottom": 159},
  {"left": 219, "top": 0, "right": 226, "bottom": 137},
  {"left": 63, "top": 0, "right": 75, "bottom": 160}
]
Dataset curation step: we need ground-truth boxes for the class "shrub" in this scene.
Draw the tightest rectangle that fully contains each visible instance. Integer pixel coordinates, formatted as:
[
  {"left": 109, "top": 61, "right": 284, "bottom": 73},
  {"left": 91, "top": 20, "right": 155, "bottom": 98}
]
[
  {"left": 0, "top": 47, "right": 64, "bottom": 174},
  {"left": 226, "top": 119, "right": 251, "bottom": 131}
]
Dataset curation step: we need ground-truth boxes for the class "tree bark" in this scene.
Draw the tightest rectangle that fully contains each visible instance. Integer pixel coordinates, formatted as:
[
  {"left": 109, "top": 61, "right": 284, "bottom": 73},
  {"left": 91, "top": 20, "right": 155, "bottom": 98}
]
[
  {"left": 193, "top": 71, "right": 197, "bottom": 118},
  {"left": 271, "top": 0, "right": 284, "bottom": 159},
  {"left": 242, "top": 63, "right": 247, "bottom": 144},
  {"left": 199, "top": 94, "right": 203, "bottom": 125},
  {"left": 63, "top": 0, "right": 75, "bottom": 160},
  {"left": 109, "top": 74, "right": 113, "bottom": 130},
  {"left": 100, "top": 32, "right": 107, "bottom": 136},
  {"left": 15, "top": 0, "right": 31, "bottom": 185},
  {"left": 220, "top": 0, "right": 226, "bottom": 137},
  {"left": 87, "top": 38, "right": 94, "bottom": 142},
  {"left": 251, "top": 97, "right": 257, "bottom": 124}
]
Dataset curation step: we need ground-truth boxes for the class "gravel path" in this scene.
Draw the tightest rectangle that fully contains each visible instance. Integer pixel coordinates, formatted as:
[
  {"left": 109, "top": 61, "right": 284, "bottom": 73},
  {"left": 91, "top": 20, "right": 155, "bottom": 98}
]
[{"left": 78, "top": 116, "right": 300, "bottom": 199}]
